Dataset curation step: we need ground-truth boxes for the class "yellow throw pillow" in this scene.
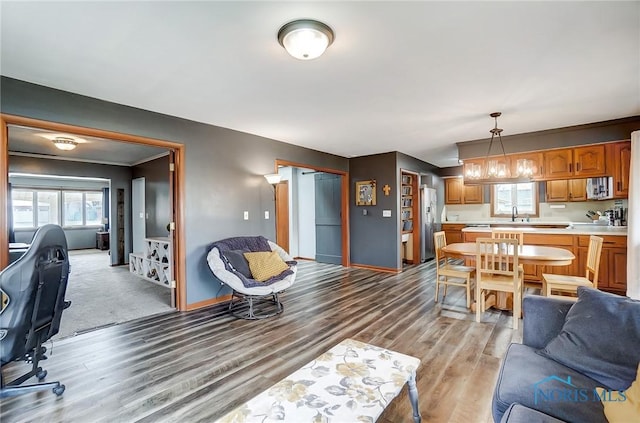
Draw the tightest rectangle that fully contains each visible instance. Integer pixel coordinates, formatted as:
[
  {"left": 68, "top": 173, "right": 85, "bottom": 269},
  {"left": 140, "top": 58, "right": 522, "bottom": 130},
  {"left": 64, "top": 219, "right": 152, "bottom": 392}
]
[
  {"left": 596, "top": 363, "right": 640, "bottom": 422},
  {"left": 243, "top": 251, "right": 290, "bottom": 282}
]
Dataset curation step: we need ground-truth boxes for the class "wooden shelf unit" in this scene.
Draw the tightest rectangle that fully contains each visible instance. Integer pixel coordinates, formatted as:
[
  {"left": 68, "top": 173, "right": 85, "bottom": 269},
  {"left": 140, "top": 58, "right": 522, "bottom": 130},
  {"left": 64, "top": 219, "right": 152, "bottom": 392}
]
[
  {"left": 401, "top": 171, "right": 420, "bottom": 264},
  {"left": 129, "top": 237, "right": 173, "bottom": 288}
]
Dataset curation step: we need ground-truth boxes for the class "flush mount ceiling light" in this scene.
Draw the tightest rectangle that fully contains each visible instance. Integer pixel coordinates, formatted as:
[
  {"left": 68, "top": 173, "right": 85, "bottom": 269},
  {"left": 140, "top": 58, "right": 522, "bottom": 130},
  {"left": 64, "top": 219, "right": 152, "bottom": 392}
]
[
  {"left": 463, "top": 112, "right": 533, "bottom": 185},
  {"left": 277, "top": 19, "right": 335, "bottom": 60},
  {"left": 52, "top": 137, "right": 78, "bottom": 151}
]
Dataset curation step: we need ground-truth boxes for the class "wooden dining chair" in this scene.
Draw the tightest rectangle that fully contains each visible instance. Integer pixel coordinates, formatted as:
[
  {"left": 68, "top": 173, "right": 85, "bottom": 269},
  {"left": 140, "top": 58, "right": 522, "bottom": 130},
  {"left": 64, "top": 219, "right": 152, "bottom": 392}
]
[
  {"left": 475, "top": 237, "right": 523, "bottom": 330},
  {"left": 491, "top": 228, "right": 528, "bottom": 289},
  {"left": 542, "top": 235, "right": 604, "bottom": 301},
  {"left": 433, "top": 231, "right": 475, "bottom": 308}
]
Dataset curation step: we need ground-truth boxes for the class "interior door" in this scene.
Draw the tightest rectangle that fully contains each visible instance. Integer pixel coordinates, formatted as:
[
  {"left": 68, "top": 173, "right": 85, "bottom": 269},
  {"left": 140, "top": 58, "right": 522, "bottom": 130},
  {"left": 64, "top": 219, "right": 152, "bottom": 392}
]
[
  {"left": 132, "top": 177, "right": 146, "bottom": 254},
  {"left": 275, "top": 181, "right": 289, "bottom": 253},
  {"left": 315, "top": 173, "right": 342, "bottom": 264}
]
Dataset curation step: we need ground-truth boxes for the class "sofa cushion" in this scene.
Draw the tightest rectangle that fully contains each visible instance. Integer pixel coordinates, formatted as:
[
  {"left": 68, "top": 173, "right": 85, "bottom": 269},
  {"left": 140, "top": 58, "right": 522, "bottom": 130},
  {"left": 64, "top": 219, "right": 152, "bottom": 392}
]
[
  {"left": 539, "top": 287, "right": 640, "bottom": 391},
  {"left": 244, "top": 251, "right": 290, "bottom": 282},
  {"left": 500, "top": 403, "right": 565, "bottom": 423},
  {"left": 493, "top": 343, "right": 606, "bottom": 423},
  {"left": 223, "top": 249, "right": 252, "bottom": 278},
  {"left": 596, "top": 363, "right": 640, "bottom": 423}
]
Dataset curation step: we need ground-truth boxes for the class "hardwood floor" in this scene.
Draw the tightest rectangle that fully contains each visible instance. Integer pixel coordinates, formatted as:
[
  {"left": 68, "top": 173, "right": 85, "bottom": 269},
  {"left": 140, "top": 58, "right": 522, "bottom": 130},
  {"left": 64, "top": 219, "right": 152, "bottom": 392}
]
[{"left": 1, "top": 260, "right": 521, "bottom": 422}]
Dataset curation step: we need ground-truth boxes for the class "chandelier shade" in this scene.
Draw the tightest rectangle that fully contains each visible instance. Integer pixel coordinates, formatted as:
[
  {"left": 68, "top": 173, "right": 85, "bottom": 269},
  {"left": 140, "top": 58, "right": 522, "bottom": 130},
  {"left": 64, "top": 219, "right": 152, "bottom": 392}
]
[{"left": 463, "top": 113, "right": 533, "bottom": 185}]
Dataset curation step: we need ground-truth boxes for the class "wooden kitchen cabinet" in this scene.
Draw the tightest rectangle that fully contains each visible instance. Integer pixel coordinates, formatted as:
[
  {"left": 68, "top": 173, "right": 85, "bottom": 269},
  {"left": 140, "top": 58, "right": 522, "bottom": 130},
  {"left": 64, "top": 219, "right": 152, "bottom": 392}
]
[
  {"left": 607, "top": 248, "right": 627, "bottom": 292},
  {"left": 463, "top": 184, "right": 483, "bottom": 204},
  {"left": 544, "top": 148, "right": 574, "bottom": 179},
  {"left": 441, "top": 223, "right": 465, "bottom": 244},
  {"left": 545, "top": 179, "right": 587, "bottom": 202},
  {"left": 445, "top": 178, "right": 463, "bottom": 204},
  {"left": 543, "top": 145, "right": 606, "bottom": 179},
  {"left": 445, "top": 178, "right": 483, "bottom": 204},
  {"left": 577, "top": 235, "right": 627, "bottom": 295},
  {"left": 573, "top": 145, "right": 606, "bottom": 177},
  {"left": 607, "top": 141, "right": 631, "bottom": 198}
]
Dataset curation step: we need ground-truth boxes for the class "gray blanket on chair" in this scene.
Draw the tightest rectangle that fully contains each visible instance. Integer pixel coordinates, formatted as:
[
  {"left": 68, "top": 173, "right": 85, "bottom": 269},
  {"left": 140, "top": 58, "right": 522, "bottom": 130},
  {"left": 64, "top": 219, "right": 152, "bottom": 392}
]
[{"left": 210, "top": 236, "right": 294, "bottom": 288}]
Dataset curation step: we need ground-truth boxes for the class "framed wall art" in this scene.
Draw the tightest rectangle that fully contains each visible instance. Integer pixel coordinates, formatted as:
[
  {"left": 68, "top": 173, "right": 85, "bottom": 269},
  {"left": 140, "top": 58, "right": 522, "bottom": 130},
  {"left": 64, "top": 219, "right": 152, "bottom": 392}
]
[{"left": 356, "top": 180, "right": 376, "bottom": 206}]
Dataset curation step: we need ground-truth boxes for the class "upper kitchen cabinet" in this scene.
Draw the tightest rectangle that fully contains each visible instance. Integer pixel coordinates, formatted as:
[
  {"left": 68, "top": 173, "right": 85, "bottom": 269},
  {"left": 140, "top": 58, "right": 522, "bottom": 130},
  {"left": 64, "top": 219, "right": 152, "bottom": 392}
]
[
  {"left": 510, "top": 152, "right": 544, "bottom": 180},
  {"left": 445, "top": 178, "right": 463, "bottom": 204},
  {"left": 573, "top": 145, "right": 606, "bottom": 176},
  {"left": 543, "top": 145, "right": 606, "bottom": 179},
  {"left": 445, "top": 178, "right": 483, "bottom": 205},
  {"left": 463, "top": 184, "right": 483, "bottom": 204},
  {"left": 607, "top": 141, "right": 631, "bottom": 198},
  {"left": 543, "top": 148, "right": 573, "bottom": 179},
  {"left": 546, "top": 179, "right": 587, "bottom": 202}
]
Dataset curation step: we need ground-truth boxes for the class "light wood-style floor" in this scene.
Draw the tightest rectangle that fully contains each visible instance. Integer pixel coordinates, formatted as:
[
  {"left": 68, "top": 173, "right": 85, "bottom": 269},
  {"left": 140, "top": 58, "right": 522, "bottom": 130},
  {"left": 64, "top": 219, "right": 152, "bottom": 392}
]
[{"left": 1, "top": 260, "right": 521, "bottom": 423}]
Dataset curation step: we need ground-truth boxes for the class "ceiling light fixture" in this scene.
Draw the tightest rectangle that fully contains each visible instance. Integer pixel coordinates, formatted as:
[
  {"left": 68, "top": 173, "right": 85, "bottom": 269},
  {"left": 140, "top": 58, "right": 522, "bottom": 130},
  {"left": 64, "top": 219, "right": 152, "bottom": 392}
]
[
  {"left": 463, "top": 112, "right": 533, "bottom": 185},
  {"left": 52, "top": 137, "right": 78, "bottom": 151},
  {"left": 277, "top": 19, "right": 335, "bottom": 60}
]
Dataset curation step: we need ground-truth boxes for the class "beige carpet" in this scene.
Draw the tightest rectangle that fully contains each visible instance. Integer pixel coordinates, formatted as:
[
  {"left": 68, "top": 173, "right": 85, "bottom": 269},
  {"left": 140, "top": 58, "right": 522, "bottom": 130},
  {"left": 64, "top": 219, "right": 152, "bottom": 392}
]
[{"left": 55, "top": 249, "right": 174, "bottom": 340}]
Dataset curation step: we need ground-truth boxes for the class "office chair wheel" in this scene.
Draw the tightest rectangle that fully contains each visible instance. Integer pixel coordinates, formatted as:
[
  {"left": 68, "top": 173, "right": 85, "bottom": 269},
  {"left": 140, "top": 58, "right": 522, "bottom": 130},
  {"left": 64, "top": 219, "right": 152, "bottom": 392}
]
[
  {"left": 36, "top": 369, "right": 47, "bottom": 380},
  {"left": 53, "top": 384, "right": 65, "bottom": 396}
]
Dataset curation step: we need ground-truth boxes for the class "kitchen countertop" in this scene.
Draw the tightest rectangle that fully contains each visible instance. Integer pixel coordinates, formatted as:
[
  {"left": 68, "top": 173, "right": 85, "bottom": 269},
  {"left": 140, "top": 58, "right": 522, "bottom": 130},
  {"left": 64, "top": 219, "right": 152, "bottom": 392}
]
[
  {"left": 460, "top": 225, "right": 627, "bottom": 236},
  {"left": 444, "top": 220, "right": 573, "bottom": 226}
]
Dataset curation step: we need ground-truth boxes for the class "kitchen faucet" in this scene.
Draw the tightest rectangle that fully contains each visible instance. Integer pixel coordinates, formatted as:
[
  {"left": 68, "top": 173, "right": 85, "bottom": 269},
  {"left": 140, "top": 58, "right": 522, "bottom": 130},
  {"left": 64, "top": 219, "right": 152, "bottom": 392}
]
[{"left": 511, "top": 205, "right": 518, "bottom": 222}]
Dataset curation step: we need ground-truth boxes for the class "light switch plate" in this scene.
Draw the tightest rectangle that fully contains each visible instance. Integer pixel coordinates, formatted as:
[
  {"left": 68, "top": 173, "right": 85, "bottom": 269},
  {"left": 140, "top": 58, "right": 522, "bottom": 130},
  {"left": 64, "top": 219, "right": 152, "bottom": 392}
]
[
  {"left": 383, "top": 210, "right": 392, "bottom": 217},
  {"left": 243, "top": 211, "right": 249, "bottom": 220},
  {"left": 264, "top": 211, "right": 269, "bottom": 219}
]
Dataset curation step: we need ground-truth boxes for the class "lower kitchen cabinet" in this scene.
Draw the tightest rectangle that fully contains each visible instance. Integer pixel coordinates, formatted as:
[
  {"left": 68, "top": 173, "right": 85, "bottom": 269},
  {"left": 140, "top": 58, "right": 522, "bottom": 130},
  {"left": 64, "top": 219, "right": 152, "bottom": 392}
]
[
  {"left": 442, "top": 223, "right": 465, "bottom": 244},
  {"left": 576, "top": 235, "right": 626, "bottom": 295},
  {"left": 462, "top": 230, "right": 627, "bottom": 295}
]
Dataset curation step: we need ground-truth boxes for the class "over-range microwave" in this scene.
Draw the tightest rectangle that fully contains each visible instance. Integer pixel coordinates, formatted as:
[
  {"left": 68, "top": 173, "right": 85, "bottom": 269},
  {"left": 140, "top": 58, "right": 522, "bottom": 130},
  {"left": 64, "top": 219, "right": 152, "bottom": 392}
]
[{"left": 586, "top": 177, "right": 613, "bottom": 200}]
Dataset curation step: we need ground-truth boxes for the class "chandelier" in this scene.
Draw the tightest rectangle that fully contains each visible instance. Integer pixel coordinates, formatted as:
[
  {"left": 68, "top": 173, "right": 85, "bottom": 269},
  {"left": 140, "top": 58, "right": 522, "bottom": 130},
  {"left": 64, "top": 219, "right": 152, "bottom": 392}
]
[{"left": 463, "top": 112, "right": 533, "bottom": 185}]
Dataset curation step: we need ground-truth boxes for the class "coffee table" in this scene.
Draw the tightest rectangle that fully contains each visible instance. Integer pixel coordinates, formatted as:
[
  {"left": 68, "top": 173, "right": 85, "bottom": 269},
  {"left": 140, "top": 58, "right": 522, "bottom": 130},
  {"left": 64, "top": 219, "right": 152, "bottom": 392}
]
[{"left": 216, "top": 338, "right": 421, "bottom": 422}]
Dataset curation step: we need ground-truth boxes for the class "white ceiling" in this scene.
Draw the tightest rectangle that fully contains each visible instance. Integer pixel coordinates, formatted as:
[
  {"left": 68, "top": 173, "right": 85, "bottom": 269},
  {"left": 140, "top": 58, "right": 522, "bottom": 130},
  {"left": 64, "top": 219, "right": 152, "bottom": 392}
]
[
  {"left": 1, "top": 1, "right": 639, "bottom": 168},
  {"left": 7, "top": 125, "right": 168, "bottom": 167}
]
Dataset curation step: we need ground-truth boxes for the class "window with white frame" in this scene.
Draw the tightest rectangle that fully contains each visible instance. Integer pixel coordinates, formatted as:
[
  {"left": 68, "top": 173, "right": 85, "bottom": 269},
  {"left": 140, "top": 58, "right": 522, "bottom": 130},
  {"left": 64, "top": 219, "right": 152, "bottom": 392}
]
[
  {"left": 11, "top": 188, "right": 103, "bottom": 229},
  {"left": 491, "top": 182, "right": 538, "bottom": 217}
]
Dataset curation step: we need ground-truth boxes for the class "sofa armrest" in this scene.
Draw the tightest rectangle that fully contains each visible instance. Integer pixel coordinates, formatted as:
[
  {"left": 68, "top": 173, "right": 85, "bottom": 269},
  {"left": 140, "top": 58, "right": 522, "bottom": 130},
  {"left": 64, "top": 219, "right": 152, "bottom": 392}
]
[{"left": 522, "top": 295, "right": 573, "bottom": 349}]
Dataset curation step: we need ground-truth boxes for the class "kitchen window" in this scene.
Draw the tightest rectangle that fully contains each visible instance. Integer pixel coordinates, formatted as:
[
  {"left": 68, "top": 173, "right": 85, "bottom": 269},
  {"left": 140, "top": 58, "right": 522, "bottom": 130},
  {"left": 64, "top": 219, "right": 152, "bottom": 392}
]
[{"left": 491, "top": 182, "right": 539, "bottom": 218}]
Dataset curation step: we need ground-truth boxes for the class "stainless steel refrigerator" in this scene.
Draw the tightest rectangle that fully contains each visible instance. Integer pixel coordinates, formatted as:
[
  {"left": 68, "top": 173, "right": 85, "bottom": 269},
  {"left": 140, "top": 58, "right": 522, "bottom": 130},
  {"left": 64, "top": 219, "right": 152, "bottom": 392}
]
[{"left": 420, "top": 185, "right": 438, "bottom": 262}]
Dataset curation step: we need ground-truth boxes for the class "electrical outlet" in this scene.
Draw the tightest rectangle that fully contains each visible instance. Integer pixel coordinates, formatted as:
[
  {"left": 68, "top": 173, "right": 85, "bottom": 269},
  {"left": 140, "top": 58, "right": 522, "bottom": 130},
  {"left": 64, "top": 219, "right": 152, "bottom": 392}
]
[
  {"left": 243, "top": 211, "right": 249, "bottom": 220},
  {"left": 264, "top": 211, "right": 269, "bottom": 219}
]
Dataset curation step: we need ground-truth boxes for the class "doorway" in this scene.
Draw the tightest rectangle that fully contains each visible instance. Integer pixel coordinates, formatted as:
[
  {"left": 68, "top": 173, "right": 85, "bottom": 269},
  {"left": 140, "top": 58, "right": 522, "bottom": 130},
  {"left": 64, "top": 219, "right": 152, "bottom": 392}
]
[
  {"left": 273, "top": 160, "right": 349, "bottom": 267},
  {"left": 0, "top": 114, "right": 187, "bottom": 313}
]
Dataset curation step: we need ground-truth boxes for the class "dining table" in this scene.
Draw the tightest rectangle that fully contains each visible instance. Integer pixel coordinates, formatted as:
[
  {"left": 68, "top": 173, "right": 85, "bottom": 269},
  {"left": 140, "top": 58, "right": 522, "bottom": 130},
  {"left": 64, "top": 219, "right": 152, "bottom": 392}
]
[
  {"left": 441, "top": 242, "right": 575, "bottom": 266},
  {"left": 440, "top": 242, "right": 575, "bottom": 311}
]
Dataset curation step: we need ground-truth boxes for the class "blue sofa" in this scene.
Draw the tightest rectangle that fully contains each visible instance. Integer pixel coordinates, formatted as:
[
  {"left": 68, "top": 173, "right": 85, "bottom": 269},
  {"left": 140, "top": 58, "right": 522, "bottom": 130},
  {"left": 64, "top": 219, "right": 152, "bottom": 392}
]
[{"left": 493, "top": 288, "right": 640, "bottom": 423}]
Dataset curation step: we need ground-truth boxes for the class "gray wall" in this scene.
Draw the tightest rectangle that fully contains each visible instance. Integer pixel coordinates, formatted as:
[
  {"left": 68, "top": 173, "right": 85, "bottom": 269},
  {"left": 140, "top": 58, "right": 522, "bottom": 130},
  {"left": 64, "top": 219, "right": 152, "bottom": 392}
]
[
  {"left": 349, "top": 152, "right": 398, "bottom": 269},
  {"left": 8, "top": 155, "right": 131, "bottom": 261},
  {"left": 132, "top": 155, "right": 170, "bottom": 238},
  {"left": 1, "top": 77, "right": 349, "bottom": 305},
  {"left": 349, "top": 152, "right": 442, "bottom": 270}
]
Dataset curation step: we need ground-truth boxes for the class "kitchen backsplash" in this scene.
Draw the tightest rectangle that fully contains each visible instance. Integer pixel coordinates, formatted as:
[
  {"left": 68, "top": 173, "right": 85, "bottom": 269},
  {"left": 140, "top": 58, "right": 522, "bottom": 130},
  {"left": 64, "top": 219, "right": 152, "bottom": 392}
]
[{"left": 445, "top": 199, "right": 628, "bottom": 223}]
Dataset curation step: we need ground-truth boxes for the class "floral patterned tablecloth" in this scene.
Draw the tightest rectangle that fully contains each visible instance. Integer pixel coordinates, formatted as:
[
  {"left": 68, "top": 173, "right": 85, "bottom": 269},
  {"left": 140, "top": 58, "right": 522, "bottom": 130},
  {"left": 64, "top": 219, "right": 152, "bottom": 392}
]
[{"left": 217, "top": 338, "right": 421, "bottom": 423}]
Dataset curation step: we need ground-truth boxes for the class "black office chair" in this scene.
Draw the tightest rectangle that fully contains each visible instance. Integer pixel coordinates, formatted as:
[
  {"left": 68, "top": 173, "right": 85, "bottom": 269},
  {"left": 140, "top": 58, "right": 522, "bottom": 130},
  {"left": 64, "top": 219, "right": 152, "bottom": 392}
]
[{"left": 0, "top": 224, "right": 71, "bottom": 398}]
